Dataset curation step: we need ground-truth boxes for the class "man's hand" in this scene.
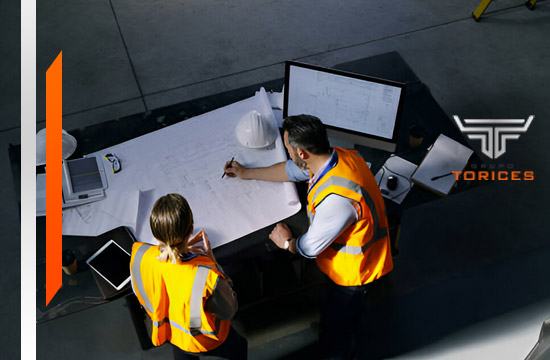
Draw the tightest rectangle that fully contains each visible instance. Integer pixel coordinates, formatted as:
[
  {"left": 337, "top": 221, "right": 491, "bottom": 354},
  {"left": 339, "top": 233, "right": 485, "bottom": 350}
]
[
  {"left": 223, "top": 161, "right": 290, "bottom": 182},
  {"left": 269, "top": 223, "right": 293, "bottom": 250},
  {"left": 223, "top": 161, "right": 249, "bottom": 179}
]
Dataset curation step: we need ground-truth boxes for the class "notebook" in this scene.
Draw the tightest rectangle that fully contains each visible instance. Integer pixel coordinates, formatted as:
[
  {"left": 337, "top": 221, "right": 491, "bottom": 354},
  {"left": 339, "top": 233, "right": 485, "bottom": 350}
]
[{"left": 411, "top": 134, "right": 473, "bottom": 196}]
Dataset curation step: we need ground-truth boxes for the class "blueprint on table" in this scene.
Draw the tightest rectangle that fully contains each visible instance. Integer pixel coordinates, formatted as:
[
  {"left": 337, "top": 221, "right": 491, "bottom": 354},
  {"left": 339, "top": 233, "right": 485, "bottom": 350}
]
[{"left": 62, "top": 88, "right": 301, "bottom": 248}]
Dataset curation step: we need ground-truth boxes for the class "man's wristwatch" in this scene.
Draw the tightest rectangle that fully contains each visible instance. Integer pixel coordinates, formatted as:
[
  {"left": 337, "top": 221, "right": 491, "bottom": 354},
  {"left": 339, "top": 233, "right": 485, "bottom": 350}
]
[{"left": 284, "top": 238, "right": 292, "bottom": 250}]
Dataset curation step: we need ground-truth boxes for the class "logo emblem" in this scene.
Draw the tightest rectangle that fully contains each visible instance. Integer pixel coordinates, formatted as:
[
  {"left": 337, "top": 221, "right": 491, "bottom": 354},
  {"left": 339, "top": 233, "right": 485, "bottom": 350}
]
[{"left": 452, "top": 116, "right": 534, "bottom": 159}]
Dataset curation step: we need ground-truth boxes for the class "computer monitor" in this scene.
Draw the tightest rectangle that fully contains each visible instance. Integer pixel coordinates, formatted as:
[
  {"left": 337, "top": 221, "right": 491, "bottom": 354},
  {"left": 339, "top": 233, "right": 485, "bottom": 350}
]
[{"left": 284, "top": 61, "right": 405, "bottom": 152}]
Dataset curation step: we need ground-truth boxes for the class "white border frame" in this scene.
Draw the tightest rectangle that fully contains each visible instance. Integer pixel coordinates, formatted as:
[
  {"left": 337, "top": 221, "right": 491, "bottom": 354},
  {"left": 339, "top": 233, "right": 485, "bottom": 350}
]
[{"left": 21, "top": 0, "right": 37, "bottom": 358}]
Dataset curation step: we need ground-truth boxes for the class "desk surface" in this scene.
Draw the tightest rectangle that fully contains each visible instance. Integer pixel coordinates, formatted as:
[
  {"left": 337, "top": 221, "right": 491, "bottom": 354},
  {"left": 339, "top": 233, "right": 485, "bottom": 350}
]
[
  {"left": 62, "top": 90, "right": 301, "bottom": 248},
  {"left": 36, "top": 225, "right": 135, "bottom": 322}
]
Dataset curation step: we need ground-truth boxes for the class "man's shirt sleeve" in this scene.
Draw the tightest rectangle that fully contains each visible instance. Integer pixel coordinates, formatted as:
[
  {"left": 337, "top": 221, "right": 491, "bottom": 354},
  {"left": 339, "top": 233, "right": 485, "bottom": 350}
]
[
  {"left": 295, "top": 194, "right": 358, "bottom": 258},
  {"left": 285, "top": 159, "right": 310, "bottom": 182}
]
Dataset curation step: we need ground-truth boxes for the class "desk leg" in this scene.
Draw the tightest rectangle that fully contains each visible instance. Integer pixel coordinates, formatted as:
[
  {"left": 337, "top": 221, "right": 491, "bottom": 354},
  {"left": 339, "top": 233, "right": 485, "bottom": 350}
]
[{"left": 125, "top": 295, "right": 154, "bottom": 350}]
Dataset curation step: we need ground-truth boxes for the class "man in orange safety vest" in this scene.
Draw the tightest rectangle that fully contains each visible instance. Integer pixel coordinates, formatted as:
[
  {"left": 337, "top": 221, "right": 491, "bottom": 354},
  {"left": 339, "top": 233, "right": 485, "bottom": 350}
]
[{"left": 224, "top": 114, "right": 393, "bottom": 359}]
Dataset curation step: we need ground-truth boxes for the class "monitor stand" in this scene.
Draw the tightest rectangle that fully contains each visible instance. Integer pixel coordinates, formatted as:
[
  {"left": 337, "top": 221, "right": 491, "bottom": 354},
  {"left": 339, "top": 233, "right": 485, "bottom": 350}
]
[{"left": 327, "top": 128, "right": 396, "bottom": 153}]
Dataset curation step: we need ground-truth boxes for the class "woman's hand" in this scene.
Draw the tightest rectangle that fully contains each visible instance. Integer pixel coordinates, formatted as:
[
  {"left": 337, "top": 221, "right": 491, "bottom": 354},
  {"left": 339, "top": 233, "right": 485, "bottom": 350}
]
[{"left": 188, "top": 230, "right": 215, "bottom": 260}]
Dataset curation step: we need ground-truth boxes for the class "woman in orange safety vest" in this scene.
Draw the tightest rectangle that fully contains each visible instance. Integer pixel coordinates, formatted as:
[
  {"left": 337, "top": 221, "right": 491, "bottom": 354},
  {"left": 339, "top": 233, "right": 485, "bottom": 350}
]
[{"left": 130, "top": 193, "right": 247, "bottom": 360}]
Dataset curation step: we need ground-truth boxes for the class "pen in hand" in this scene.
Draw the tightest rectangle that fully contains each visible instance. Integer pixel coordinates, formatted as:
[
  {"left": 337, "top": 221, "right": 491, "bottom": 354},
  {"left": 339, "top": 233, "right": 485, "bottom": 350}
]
[{"left": 221, "top": 157, "right": 235, "bottom": 178}]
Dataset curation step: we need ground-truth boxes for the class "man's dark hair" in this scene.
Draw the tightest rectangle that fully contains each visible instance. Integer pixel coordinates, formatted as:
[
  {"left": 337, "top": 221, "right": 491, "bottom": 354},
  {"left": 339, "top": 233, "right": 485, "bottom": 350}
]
[{"left": 282, "top": 114, "right": 331, "bottom": 155}]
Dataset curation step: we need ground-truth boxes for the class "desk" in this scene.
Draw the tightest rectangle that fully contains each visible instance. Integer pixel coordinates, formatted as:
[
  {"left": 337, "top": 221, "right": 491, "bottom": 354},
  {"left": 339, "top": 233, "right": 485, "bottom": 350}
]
[
  {"left": 13, "top": 51, "right": 479, "bottom": 349},
  {"left": 17, "top": 92, "right": 309, "bottom": 320}
]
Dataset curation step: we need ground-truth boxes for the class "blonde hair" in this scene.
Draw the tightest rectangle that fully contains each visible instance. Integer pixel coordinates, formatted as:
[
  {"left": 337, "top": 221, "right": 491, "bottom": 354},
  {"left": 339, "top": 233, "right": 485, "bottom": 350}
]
[{"left": 150, "top": 193, "right": 194, "bottom": 263}]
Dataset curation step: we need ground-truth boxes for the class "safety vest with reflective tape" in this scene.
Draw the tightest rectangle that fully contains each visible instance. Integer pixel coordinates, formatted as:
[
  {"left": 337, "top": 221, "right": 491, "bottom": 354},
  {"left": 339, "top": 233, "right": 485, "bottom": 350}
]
[
  {"left": 130, "top": 242, "right": 230, "bottom": 353},
  {"left": 307, "top": 147, "right": 393, "bottom": 286}
]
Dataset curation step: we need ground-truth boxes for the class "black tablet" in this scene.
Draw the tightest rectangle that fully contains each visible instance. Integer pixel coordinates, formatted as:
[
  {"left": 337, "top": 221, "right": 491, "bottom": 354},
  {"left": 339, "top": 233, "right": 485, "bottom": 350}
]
[{"left": 86, "top": 240, "right": 131, "bottom": 290}]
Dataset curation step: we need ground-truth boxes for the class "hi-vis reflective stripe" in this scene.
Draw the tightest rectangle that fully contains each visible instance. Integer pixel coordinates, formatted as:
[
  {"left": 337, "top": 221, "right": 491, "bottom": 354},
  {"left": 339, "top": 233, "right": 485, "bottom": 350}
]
[
  {"left": 307, "top": 210, "right": 314, "bottom": 224},
  {"left": 330, "top": 235, "right": 386, "bottom": 255},
  {"left": 152, "top": 318, "right": 170, "bottom": 328},
  {"left": 132, "top": 246, "right": 217, "bottom": 337},
  {"left": 314, "top": 176, "right": 367, "bottom": 217},
  {"left": 189, "top": 266, "right": 210, "bottom": 334},
  {"left": 132, "top": 244, "right": 154, "bottom": 313},
  {"left": 152, "top": 317, "right": 220, "bottom": 337},
  {"left": 313, "top": 176, "right": 388, "bottom": 246}
]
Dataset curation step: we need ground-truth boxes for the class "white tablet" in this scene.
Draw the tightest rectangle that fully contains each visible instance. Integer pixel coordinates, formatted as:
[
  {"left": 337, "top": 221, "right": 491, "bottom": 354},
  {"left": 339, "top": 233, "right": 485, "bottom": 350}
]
[{"left": 86, "top": 239, "right": 131, "bottom": 290}]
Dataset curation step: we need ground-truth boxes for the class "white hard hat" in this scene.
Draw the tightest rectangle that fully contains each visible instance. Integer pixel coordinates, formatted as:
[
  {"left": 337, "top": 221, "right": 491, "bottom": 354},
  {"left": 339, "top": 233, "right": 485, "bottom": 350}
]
[
  {"left": 235, "top": 110, "right": 277, "bottom": 149},
  {"left": 36, "top": 128, "right": 77, "bottom": 166}
]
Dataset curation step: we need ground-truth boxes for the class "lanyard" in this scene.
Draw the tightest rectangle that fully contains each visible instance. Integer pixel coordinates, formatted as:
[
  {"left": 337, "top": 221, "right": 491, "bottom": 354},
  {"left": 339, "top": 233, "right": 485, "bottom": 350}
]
[{"left": 307, "top": 151, "right": 339, "bottom": 195}]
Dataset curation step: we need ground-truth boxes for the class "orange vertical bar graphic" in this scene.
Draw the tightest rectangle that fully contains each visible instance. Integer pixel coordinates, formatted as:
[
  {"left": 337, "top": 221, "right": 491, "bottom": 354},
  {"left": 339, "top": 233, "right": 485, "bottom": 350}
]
[{"left": 45, "top": 51, "right": 63, "bottom": 306}]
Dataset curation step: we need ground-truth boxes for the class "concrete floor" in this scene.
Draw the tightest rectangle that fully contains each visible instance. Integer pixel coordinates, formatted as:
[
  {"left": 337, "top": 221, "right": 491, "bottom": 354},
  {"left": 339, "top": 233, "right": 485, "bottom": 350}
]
[{"left": 3, "top": 0, "right": 550, "bottom": 358}]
